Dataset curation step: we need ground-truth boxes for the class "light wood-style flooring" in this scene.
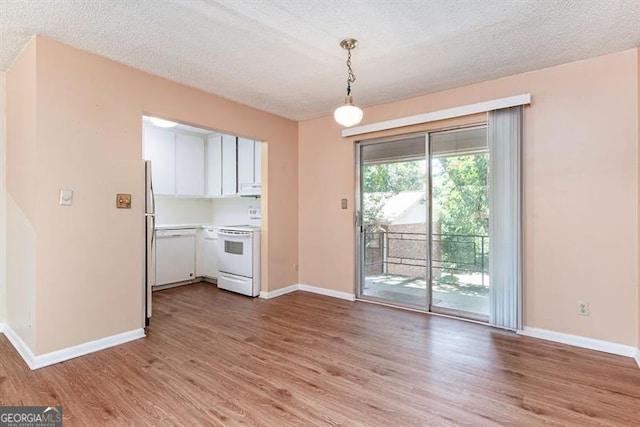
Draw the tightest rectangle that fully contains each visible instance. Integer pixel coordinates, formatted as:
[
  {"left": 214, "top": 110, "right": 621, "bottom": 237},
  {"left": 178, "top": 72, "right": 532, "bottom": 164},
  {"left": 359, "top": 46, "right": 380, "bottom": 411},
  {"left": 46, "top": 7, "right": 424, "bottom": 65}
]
[{"left": 1, "top": 284, "right": 640, "bottom": 425}]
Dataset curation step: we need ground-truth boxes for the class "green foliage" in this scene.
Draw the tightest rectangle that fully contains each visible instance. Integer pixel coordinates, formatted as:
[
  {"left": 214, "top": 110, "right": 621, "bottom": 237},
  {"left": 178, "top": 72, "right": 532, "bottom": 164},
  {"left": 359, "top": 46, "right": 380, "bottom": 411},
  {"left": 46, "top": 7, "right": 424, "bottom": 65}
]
[
  {"left": 439, "top": 274, "right": 460, "bottom": 284},
  {"left": 433, "top": 154, "right": 488, "bottom": 237},
  {"left": 361, "top": 160, "right": 425, "bottom": 227},
  {"left": 363, "top": 161, "right": 426, "bottom": 194},
  {"left": 432, "top": 154, "right": 489, "bottom": 270},
  {"left": 360, "top": 155, "right": 489, "bottom": 275},
  {"left": 362, "top": 192, "right": 391, "bottom": 228}
]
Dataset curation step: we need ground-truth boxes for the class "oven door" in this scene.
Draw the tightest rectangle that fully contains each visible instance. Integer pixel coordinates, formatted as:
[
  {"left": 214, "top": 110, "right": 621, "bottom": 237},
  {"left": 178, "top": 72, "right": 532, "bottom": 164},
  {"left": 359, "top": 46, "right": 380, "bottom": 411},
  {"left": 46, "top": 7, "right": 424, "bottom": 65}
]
[{"left": 217, "top": 230, "right": 254, "bottom": 278}]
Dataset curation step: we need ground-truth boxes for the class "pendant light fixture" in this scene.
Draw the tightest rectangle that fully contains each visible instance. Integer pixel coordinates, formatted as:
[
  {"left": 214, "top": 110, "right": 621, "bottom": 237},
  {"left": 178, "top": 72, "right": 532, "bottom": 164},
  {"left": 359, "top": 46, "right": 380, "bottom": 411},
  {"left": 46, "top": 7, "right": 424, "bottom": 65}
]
[{"left": 334, "top": 38, "right": 363, "bottom": 128}]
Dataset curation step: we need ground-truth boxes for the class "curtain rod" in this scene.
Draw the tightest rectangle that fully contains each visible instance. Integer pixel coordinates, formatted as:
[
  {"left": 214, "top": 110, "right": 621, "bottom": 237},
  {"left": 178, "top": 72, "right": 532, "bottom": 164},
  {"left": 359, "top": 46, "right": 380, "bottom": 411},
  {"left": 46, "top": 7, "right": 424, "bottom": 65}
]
[{"left": 342, "top": 94, "right": 531, "bottom": 138}]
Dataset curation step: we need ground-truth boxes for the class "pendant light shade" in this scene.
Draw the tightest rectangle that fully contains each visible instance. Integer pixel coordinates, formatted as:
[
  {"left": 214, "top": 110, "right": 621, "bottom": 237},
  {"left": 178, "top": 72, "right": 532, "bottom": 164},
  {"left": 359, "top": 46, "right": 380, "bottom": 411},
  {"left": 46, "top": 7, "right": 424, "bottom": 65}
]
[
  {"left": 334, "top": 95, "right": 363, "bottom": 127},
  {"left": 335, "top": 38, "right": 363, "bottom": 127}
]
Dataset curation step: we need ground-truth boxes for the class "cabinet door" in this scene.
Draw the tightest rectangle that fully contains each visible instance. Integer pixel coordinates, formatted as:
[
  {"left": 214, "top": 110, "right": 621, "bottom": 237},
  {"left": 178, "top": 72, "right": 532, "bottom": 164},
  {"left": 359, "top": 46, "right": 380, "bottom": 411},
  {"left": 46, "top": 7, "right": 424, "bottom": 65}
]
[
  {"left": 237, "top": 137, "right": 255, "bottom": 186},
  {"left": 144, "top": 125, "right": 176, "bottom": 195},
  {"left": 254, "top": 141, "right": 262, "bottom": 185},
  {"left": 206, "top": 135, "right": 222, "bottom": 197},
  {"left": 195, "top": 229, "right": 203, "bottom": 278},
  {"left": 202, "top": 238, "right": 218, "bottom": 278},
  {"left": 155, "top": 232, "right": 196, "bottom": 285},
  {"left": 175, "top": 133, "right": 205, "bottom": 196},
  {"left": 198, "top": 229, "right": 218, "bottom": 279},
  {"left": 222, "top": 134, "right": 237, "bottom": 196}
]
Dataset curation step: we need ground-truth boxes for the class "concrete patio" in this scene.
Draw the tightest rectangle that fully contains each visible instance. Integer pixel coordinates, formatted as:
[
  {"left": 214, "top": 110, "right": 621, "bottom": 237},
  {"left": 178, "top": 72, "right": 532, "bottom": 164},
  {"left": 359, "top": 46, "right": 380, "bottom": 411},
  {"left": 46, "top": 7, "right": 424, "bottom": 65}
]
[{"left": 363, "top": 273, "right": 489, "bottom": 316}]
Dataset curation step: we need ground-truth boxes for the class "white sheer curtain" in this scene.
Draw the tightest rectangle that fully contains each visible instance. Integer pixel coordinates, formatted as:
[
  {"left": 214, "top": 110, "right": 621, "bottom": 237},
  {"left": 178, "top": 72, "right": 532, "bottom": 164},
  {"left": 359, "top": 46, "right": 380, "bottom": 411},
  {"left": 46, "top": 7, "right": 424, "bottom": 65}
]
[{"left": 488, "top": 106, "right": 523, "bottom": 330}]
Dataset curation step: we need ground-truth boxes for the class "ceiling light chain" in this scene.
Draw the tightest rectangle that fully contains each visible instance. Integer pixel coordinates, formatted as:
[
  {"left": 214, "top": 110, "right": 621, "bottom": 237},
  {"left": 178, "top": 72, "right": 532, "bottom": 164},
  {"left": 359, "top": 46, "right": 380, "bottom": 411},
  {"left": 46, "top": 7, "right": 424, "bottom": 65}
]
[
  {"left": 346, "top": 46, "right": 356, "bottom": 96},
  {"left": 334, "top": 38, "right": 363, "bottom": 128}
]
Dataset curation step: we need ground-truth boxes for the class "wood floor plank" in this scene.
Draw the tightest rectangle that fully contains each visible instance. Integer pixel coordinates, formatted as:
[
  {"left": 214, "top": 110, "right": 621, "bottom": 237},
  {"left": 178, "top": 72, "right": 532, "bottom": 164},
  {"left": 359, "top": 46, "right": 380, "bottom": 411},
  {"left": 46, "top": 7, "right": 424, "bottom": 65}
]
[{"left": 1, "top": 283, "right": 640, "bottom": 425}]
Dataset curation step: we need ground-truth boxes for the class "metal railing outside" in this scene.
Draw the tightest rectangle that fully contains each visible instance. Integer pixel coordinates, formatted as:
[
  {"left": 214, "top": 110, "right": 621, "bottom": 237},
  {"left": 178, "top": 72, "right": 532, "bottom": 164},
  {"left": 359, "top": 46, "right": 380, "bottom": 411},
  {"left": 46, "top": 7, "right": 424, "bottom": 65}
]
[{"left": 364, "top": 229, "right": 489, "bottom": 288}]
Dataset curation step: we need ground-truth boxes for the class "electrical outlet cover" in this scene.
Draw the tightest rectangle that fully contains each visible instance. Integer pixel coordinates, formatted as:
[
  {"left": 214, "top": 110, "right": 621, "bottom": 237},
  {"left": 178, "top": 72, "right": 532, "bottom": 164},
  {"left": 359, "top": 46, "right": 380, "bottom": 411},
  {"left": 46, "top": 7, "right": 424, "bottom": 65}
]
[
  {"left": 577, "top": 301, "right": 589, "bottom": 316},
  {"left": 59, "top": 189, "right": 73, "bottom": 206}
]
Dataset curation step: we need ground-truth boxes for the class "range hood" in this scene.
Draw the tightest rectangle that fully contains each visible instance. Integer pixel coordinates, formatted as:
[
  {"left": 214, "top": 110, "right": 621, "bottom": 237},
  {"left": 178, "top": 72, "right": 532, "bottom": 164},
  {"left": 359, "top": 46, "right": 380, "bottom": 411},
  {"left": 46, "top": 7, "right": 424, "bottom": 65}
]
[{"left": 238, "top": 183, "right": 261, "bottom": 197}]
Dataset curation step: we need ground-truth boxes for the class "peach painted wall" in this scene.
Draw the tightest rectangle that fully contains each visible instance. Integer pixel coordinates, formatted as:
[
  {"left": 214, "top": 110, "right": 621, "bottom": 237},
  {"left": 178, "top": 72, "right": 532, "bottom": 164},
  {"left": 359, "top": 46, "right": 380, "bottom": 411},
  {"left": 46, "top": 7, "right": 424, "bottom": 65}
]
[
  {"left": 299, "top": 49, "right": 639, "bottom": 347},
  {"left": 6, "top": 40, "right": 37, "bottom": 349},
  {"left": 7, "top": 37, "right": 298, "bottom": 354},
  {"left": 0, "top": 71, "right": 6, "bottom": 324}
]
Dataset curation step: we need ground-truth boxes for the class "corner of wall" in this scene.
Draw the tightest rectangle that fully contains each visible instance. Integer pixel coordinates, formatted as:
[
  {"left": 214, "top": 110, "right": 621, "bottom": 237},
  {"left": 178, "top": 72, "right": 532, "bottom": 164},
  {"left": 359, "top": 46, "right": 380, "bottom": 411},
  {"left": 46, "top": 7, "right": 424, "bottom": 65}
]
[
  {"left": 296, "top": 121, "right": 302, "bottom": 285},
  {"left": 0, "top": 70, "right": 6, "bottom": 324},
  {"left": 5, "top": 37, "right": 38, "bottom": 353},
  {"left": 637, "top": 46, "right": 640, "bottom": 350}
]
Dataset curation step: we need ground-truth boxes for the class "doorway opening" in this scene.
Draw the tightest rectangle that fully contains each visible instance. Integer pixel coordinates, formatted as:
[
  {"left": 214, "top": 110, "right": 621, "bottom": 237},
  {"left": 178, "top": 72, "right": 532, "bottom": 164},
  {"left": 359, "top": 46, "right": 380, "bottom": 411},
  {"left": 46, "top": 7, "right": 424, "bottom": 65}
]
[{"left": 142, "top": 116, "right": 265, "bottom": 326}]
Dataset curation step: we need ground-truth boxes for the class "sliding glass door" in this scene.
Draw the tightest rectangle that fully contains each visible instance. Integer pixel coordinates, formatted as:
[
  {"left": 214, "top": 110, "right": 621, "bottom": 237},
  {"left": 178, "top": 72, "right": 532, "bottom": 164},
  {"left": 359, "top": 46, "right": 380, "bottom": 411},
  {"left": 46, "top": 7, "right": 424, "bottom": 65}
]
[
  {"left": 429, "top": 128, "right": 489, "bottom": 321},
  {"left": 356, "top": 126, "right": 489, "bottom": 321},
  {"left": 356, "top": 136, "right": 429, "bottom": 309}
]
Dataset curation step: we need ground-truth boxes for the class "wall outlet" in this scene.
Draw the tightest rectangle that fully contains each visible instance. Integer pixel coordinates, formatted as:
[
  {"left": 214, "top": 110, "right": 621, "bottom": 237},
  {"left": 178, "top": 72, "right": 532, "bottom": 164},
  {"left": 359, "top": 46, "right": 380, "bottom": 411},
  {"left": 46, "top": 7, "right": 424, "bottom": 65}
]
[
  {"left": 577, "top": 301, "right": 589, "bottom": 316},
  {"left": 294, "top": 263, "right": 299, "bottom": 272},
  {"left": 59, "top": 189, "right": 73, "bottom": 206}
]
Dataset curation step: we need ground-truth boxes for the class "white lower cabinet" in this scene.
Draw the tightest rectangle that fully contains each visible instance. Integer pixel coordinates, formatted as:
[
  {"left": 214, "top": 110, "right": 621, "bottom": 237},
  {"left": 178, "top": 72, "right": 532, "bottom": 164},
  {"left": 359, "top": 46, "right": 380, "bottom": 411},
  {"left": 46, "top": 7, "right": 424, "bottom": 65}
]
[
  {"left": 155, "top": 229, "right": 196, "bottom": 286},
  {"left": 200, "top": 228, "right": 218, "bottom": 279},
  {"left": 155, "top": 227, "right": 218, "bottom": 287}
]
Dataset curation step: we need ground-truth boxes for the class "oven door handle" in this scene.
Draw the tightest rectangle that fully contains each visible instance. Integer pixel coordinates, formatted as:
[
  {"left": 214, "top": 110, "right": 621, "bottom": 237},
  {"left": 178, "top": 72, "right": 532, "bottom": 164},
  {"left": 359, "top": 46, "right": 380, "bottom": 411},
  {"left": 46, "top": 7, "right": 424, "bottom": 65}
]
[{"left": 218, "top": 230, "right": 252, "bottom": 238}]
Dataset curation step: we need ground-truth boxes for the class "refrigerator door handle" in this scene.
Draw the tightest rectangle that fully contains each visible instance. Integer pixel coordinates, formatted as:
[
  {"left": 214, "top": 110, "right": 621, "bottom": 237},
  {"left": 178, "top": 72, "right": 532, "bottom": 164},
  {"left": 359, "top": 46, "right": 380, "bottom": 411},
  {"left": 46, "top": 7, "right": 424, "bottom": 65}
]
[
  {"left": 145, "top": 160, "right": 156, "bottom": 215},
  {"left": 150, "top": 180, "right": 155, "bottom": 215}
]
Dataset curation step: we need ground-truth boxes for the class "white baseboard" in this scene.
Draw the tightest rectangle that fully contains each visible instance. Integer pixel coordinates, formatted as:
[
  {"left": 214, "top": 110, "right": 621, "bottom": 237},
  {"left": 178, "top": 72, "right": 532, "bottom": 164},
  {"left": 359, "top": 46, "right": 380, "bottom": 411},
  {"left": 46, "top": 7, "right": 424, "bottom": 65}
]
[
  {"left": 2, "top": 324, "right": 37, "bottom": 369},
  {"left": 0, "top": 322, "right": 5, "bottom": 333},
  {"left": 259, "top": 284, "right": 299, "bottom": 299},
  {"left": 33, "top": 328, "right": 146, "bottom": 369},
  {"left": 635, "top": 348, "right": 640, "bottom": 368},
  {"left": 298, "top": 284, "right": 356, "bottom": 301},
  {"left": 518, "top": 327, "right": 637, "bottom": 358},
  {"left": 1, "top": 325, "right": 145, "bottom": 370},
  {"left": 259, "top": 284, "right": 356, "bottom": 302}
]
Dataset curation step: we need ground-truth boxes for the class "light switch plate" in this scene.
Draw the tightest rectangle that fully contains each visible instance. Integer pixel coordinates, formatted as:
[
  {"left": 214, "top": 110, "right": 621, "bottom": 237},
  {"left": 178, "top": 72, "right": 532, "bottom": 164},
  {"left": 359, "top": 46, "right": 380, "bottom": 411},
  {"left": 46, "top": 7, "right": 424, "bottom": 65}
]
[
  {"left": 341, "top": 198, "right": 348, "bottom": 209},
  {"left": 59, "top": 189, "right": 73, "bottom": 206},
  {"left": 116, "top": 193, "right": 132, "bottom": 209}
]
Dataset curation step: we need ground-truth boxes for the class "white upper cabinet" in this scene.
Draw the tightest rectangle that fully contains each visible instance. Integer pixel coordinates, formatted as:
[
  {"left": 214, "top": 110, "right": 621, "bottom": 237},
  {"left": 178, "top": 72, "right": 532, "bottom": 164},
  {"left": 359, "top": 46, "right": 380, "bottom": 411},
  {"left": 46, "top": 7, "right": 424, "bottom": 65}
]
[
  {"left": 175, "top": 133, "right": 205, "bottom": 196},
  {"left": 254, "top": 142, "right": 262, "bottom": 185},
  {"left": 144, "top": 120, "right": 259, "bottom": 199},
  {"left": 237, "top": 137, "right": 254, "bottom": 186},
  {"left": 237, "top": 138, "right": 262, "bottom": 195},
  {"left": 144, "top": 125, "right": 176, "bottom": 196},
  {"left": 222, "top": 134, "right": 237, "bottom": 196},
  {"left": 206, "top": 135, "right": 223, "bottom": 197}
]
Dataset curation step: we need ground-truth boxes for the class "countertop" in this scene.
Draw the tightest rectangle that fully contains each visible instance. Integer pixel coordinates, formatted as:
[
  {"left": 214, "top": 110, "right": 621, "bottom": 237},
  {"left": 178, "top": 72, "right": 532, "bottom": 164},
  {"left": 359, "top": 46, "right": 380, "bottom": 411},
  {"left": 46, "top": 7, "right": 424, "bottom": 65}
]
[{"left": 155, "top": 224, "right": 215, "bottom": 230}]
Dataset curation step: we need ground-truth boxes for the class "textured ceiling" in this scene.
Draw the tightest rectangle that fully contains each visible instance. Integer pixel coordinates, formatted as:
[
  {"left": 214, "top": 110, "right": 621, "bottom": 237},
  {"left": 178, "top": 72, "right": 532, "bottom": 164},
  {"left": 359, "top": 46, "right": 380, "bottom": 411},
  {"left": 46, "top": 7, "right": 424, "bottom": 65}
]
[{"left": 2, "top": 0, "right": 640, "bottom": 120}]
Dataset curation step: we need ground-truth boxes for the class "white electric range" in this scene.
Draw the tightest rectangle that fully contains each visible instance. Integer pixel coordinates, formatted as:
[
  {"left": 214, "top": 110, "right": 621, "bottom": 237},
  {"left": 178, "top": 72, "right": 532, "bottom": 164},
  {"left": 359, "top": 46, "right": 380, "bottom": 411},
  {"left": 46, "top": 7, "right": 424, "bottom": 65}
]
[{"left": 216, "top": 225, "right": 261, "bottom": 297}]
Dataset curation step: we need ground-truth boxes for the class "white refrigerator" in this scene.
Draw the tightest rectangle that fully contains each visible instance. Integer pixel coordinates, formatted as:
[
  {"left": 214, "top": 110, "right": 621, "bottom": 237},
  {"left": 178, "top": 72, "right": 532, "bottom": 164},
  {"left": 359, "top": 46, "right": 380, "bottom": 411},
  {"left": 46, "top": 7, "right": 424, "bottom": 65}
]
[{"left": 145, "top": 160, "right": 156, "bottom": 325}]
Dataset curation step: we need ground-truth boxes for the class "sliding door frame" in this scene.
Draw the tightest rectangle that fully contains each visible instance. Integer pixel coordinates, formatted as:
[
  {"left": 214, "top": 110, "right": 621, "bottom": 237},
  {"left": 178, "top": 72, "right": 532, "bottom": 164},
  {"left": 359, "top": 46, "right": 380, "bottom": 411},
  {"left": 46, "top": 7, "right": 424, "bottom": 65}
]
[
  {"left": 354, "top": 122, "right": 488, "bottom": 318},
  {"left": 354, "top": 131, "right": 430, "bottom": 310},
  {"left": 427, "top": 124, "right": 489, "bottom": 323}
]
